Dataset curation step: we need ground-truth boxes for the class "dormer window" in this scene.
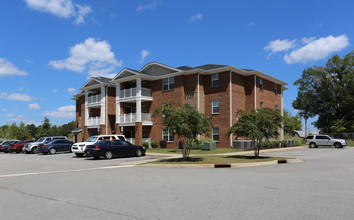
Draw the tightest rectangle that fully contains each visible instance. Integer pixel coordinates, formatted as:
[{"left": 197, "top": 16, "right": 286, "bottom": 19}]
[
  {"left": 212, "top": 73, "right": 219, "bottom": 87},
  {"left": 162, "top": 77, "right": 174, "bottom": 91}
]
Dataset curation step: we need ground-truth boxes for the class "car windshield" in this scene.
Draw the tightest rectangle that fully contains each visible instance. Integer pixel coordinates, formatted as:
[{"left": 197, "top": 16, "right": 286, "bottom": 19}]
[
  {"left": 37, "top": 137, "right": 45, "bottom": 142},
  {"left": 86, "top": 136, "right": 98, "bottom": 142}
]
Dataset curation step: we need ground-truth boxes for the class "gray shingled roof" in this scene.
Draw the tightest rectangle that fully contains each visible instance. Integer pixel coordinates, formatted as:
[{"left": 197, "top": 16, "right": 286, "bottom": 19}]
[
  {"left": 176, "top": 66, "right": 194, "bottom": 71},
  {"left": 94, "top": 76, "right": 112, "bottom": 83},
  {"left": 194, "top": 64, "right": 228, "bottom": 70}
]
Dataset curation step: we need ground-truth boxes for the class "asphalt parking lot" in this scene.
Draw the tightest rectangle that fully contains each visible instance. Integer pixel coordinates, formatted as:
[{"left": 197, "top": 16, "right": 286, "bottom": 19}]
[{"left": 1, "top": 147, "right": 354, "bottom": 220}]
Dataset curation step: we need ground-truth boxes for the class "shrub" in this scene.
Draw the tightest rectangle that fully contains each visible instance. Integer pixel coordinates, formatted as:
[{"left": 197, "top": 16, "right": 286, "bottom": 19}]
[
  {"left": 281, "top": 141, "right": 288, "bottom": 148},
  {"left": 151, "top": 142, "right": 158, "bottom": 148},
  {"left": 142, "top": 142, "right": 149, "bottom": 149},
  {"left": 159, "top": 140, "right": 167, "bottom": 148}
]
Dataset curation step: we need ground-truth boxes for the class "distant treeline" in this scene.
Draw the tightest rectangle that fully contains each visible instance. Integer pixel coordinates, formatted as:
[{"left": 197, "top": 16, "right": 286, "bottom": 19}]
[{"left": 0, "top": 117, "right": 75, "bottom": 140}]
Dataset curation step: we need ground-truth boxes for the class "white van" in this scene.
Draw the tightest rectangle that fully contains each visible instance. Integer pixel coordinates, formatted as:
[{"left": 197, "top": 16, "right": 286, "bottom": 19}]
[{"left": 71, "top": 135, "right": 125, "bottom": 157}]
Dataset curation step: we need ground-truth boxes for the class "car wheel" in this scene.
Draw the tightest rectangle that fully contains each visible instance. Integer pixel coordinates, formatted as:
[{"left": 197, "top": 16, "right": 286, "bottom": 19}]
[
  {"left": 334, "top": 143, "right": 342, "bottom": 148},
  {"left": 49, "top": 148, "right": 57, "bottom": 154},
  {"left": 16, "top": 151, "right": 21, "bottom": 154},
  {"left": 31, "top": 147, "right": 38, "bottom": 154},
  {"left": 309, "top": 142, "right": 316, "bottom": 148},
  {"left": 104, "top": 151, "right": 113, "bottom": 160},
  {"left": 136, "top": 149, "right": 142, "bottom": 157},
  {"left": 75, "top": 153, "right": 84, "bottom": 157}
]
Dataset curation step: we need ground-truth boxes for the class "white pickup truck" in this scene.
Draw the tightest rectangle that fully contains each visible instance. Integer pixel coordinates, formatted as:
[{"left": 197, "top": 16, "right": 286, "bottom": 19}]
[{"left": 71, "top": 135, "right": 125, "bottom": 157}]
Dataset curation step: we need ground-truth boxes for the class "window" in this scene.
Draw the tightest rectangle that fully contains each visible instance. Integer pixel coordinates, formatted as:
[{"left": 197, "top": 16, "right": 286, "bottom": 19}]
[
  {"left": 162, "top": 77, "right": 174, "bottom": 91},
  {"left": 212, "top": 99, "right": 219, "bottom": 114},
  {"left": 212, "top": 73, "right": 219, "bottom": 87},
  {"left": 212, "top": 127, "right": 219, "bottom": 142},
  {"left": 275, "top": 105, "right": 278, "bottom": 109},
  {"left": 142, "top": 129, "right": 148, "bottom": 138},
  {"left": 259, "top": 78, "right": 263, "bottom": 91},
  {"left": 163, "top": 129, "right": 174, "bottom": 142},
  {"left": 274, "top": 84, "right": 278, "bottom": 94},
  {"left": 260, "top": 102, "right": 263, "bottom": 109},
  {"left": 142, "top": 105, "right": 148, "bottom": 113}
]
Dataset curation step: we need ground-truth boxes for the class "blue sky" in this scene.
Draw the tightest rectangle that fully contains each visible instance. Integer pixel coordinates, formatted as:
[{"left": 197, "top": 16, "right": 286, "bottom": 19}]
[{"left": 0, "top": 0, "right": 353, "bottom": 130}]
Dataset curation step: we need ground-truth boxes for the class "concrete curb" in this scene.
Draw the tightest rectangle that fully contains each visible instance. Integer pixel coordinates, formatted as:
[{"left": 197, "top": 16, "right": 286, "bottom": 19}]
[{"left": 137, "top": 158, "right": 303, "bottom": 169}]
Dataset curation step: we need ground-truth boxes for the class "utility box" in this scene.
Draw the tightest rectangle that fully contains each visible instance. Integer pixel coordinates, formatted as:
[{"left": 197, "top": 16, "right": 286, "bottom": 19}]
[
  {"left": 233, "top": 140, "right": 254, "bottom": 149},
  {"left": 202, "top": 142, "right": 216, "bottom": 151}
]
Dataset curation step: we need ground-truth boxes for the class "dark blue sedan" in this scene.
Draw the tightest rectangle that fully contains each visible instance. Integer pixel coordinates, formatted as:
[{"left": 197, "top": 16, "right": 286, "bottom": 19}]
[
  {"left": 85, "top": 140, "right": 145, "bottom": 159},
  {"left": 38, "top": 139, "right": 73, "bottom": 154}
]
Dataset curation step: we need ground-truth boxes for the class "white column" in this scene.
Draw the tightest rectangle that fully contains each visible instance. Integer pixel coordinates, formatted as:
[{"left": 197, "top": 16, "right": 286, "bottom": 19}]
[
  {"left": 100, "top": 86, "right": 105, "bottom": 125},
  {"left": 136, "top": 78, "right": 142, "bottom": 122},
  {"left": 116, "top": 83, "right": 120, "bottom": 123},
  {"left": 229, "top": 71, "right": 233, "bottom": 147},
  {"left": 85, "top": 91, "right": 88, "bottom": 126}
]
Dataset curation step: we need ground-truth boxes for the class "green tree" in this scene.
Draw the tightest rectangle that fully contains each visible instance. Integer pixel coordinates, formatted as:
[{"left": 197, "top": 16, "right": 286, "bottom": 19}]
[
  {"left": 26, "top": 124, "right": 38, "bottom": 138},
  {"left": 153, "top": 103, "right": 213, "bottom": 160},
  {"left": 227, "top": 108, "right": 283, "bottom": 157},
  {"left": 283, "top": 109, "right": 302, "bottom": 136},
  {"left": 330, "top": 119, "right": 346, "bottom": 133},
  {"left": 37, "top": 117, "right": 52, "bottom": 138},
  {"left": 16, "top": 122, "right": 32, "bottom": 140},
  {"left": 293, "top": 51, "right": 354, "bottom": 133}
]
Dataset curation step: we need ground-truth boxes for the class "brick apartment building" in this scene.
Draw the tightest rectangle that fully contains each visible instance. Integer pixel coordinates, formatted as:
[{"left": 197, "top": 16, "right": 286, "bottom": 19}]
[{"left": 72, "top": 62, "right": 287, "bottom": 148}]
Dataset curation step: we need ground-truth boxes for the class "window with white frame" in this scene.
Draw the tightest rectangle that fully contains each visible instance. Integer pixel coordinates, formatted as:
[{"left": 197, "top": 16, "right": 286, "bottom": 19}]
[
  {"left": 162, "top": 77, "right": 174, "bottom": 91},
  {"left": 212, "top": 73, "right": 219, "bottom": 87},
  {"left": 212, "top": 99, "right": 219, "bottom": 114},
  {"left": 274, "top": 83, "right": 278, "bottom": 94},
  {"left": 163, "top": 129, "right": 174, "bottom": 142},
  {"left": 259, "top": 78, "right": 263, "bottom": 90},
  {"left": 212, "top": 127, "right": 219, "bottom": 142}
]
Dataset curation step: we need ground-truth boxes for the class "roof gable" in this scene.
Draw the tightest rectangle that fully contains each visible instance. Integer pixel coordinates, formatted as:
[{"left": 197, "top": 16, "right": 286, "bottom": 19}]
[
  {"left": 140, "top": 62, "right": 181, "bottom": 76},
  {"left": 81, "top": 76, "right": 112, "bottom": 89}
]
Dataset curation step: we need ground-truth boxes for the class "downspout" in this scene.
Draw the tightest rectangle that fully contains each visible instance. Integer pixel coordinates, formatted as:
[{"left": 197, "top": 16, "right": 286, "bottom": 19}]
[
  {"left": 106, "top": 85, "right": 108, "bottom": 135},
  {"left": 197, "top": 73, "right": 200, "bottom": 112},
  {"left": 229, "top": 71, "right": 233, "bottom": 147}
]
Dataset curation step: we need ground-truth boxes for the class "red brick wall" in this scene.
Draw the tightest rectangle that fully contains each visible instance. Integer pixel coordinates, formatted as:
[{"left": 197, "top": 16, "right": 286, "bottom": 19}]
[{"left": 256, "top": 77, "right": 281, "bottom": 110}]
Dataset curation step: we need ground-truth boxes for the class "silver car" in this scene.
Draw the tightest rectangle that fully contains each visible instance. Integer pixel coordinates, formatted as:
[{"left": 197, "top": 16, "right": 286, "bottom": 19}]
[{"left": 306, "top": 135, "right": 347, "bottom": 148}]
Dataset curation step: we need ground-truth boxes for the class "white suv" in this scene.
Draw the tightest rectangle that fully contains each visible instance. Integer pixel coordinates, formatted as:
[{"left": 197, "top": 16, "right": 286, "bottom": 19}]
[
  {"left": 71, "top": 135, "right": 125, "bottom": 157},
  {"left": 306, "top": 135, "right": 347, "bottom": 148}
]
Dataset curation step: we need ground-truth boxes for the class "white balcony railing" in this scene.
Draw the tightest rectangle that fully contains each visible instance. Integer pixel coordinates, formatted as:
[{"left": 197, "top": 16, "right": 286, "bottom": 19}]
[
  {"left": 118, "top": 113, "right": 151, "bottom": 124},
  {"left": 87, "top": 94, "right": 101, "bottom": 104},
  {"left": 87, "top": 116, "right": 101, "bottom": 126},
  {"left": 126, "top": 138, "right": 151, "bottom": 145},
  {"left": 119, "top": 87, "right": 151, "bottom": 99}
]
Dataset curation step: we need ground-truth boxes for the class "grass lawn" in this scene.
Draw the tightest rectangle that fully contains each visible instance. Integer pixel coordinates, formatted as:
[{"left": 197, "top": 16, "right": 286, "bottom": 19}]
[
  {"left": 151, "top": 155, "right": 288, "bottom": 164},
  {"left": 146, "top": 148, "right": 243, "bottom": 155}
]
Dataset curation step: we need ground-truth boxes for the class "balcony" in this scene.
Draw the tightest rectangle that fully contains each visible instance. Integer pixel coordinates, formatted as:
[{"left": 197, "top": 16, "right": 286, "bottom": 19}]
[
  {"left": 87, "top": 94, "right": 101, "bottom": 105},
  {"left": 119, "top": 87, "right": 152, "bottom": 99},
  {"left": 118, "top": 113, "right": 152, "bottom": 125},
  {"left": 87, "top": 116, "right": 101, "bottom": 126}
]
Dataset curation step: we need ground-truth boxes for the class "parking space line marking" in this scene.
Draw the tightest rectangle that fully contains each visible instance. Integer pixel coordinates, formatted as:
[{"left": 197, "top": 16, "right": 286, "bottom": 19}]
[{"left": 0, "top": 165, "right": 135, "bottom": 178}]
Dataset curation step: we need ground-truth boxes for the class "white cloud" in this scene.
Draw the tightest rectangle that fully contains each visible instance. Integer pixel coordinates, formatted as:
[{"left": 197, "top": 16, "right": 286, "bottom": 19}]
[
  {"left": 264, "top": 39, "right": 297, "bottom": 59},
  {"left": 48, "top": 37, "right": 122, "bottom": 78},
  {"left": 301, "top": 37, "right": 315, "bottom": 44},
  {"left": 0, "top": 92, "right": 33, "bottom": 102},
  {"left": 17, "top": 115, "right": 27, "bottom": 119},
  {"left": 0, "top": 58, "right": 28, "bottom": 77},
  {"left": 284, "top": 35, "right": 349, "bottom": 64},
  {"left": 52, "top": 89, "right": 58, "bottom": 93},
  {"left": 140, "top": 49, "right": 150, "bottom": 63},
  {"left": 67, "top": 87, "right": 76, "bottom": 94},
  {"left": 25, "top": 0, "right": 92, "bottom": 24},
  {"left": 28, "top": 103, "right": 41, "bottom": 110},
  {"left": 5, "top": 113, "right": 14, "bottom": 117},
  {"left": 0, "top": 108, "right": 7, "bottom": 112},
  {"left": 19, "top": 87, "right": 26, "bottom": 91},
  {"left": 42, "top": 105, "right": 75, "bottom": 118},
  {"left": 24, "top": 59, "right": 33, "bottom": 63},
  {"left": 189, "top": 13, "right": 203, "bottom": 23},
  {"left": 8, "top": 116, "right": 40, "bottom": 126},
  {"left": 136, "top": 1, "right": 161, "bottom": 12}
]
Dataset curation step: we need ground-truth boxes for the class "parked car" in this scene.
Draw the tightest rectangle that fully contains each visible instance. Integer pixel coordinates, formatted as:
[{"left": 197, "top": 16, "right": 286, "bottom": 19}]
[
  {"left": 23, "top": 136, "right": 67, "bottom": 154},
  {"left": 38, "top": 139, "right": 74, "bottom": 154},
  {"left": 0, "top": 140, "right": 20, "bottom": 153},
  {"left": 8, "top": 140, "right": 35, "bottom": 153},
  {"left": 72, "top": 135, "right": 125, "bottom": 157},
  {"left": 84, "top": 140, "right": 145, "bottom": 159},
  {"left": 306, "top": 135, "right": 347, "bottom": 148}
]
